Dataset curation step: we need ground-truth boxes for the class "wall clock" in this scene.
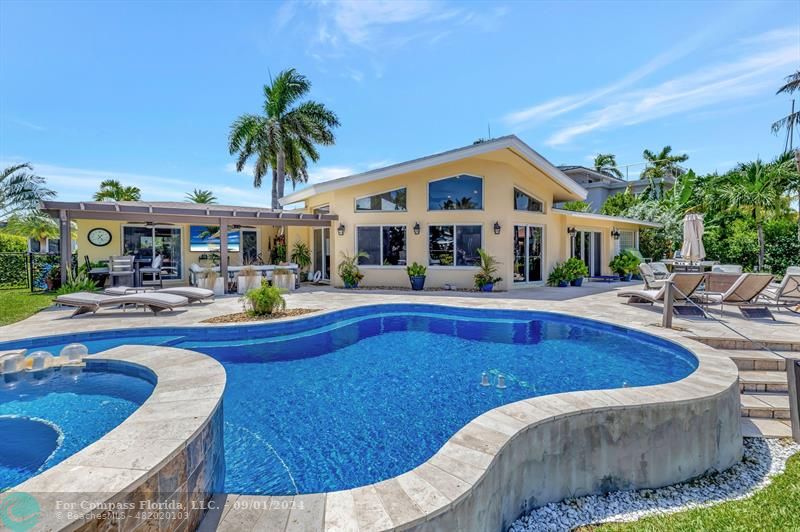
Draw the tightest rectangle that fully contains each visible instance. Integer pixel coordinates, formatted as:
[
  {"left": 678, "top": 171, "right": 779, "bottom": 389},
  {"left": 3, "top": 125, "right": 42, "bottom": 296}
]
[{"left": 88, "top": 228, "right": 112, "bottom": 247}]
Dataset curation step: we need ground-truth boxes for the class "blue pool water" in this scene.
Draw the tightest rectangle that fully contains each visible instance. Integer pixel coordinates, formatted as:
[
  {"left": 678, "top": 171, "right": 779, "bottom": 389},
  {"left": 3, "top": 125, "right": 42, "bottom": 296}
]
[
  {"left": 0, "top": 365, "right": 154, "bottom": 489},
  {"left": 0, "top": 304, "right": 697, "bottom": 494}
]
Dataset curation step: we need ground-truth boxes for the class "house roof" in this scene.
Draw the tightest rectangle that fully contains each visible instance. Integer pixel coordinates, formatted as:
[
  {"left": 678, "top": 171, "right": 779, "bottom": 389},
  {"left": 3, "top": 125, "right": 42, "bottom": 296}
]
[
  {"left": 279, "top": 135, "right": 587, "bottom": 205},
  {"left": 558, "top": 165, "right": 626, "bottom": 183},
  {"left": 40, "top": 200, "right": 338, "bottom": 227},
  {"left": 552, "top": 208, "right": 662, "bottom": 228}
]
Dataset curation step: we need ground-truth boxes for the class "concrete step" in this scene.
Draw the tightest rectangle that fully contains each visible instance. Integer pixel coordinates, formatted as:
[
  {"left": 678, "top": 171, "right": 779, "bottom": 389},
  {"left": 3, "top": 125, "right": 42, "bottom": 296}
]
[
  {"left": 729, "top": 350, "right": 788, "bottom": 371},
  {"left": 741, "top": 417, "right": 794, "bottom": 438},
  {"left": 738, "top": 370, "right": 788, "bottom": 393},
  {"left": 740, "top": 393, "right": 791, "bottom": 420}
]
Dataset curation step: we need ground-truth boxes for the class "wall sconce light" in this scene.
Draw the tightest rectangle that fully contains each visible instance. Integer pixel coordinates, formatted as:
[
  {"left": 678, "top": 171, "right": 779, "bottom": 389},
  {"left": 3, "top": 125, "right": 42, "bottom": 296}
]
[
  {"left": 493, "top": 221, "right": 502, "bottom": 235},
  {"left": 611, "top": 227, "right": 620, "bottom": 240},
  {"left": 413, "top": 222, "right": 421, "bottom": 235},
  {"left": 337, "top": 223, "right": 345, "bottom": 236},
  {"left": 567, "top": 227, "right": 576, "bottom": 237}
]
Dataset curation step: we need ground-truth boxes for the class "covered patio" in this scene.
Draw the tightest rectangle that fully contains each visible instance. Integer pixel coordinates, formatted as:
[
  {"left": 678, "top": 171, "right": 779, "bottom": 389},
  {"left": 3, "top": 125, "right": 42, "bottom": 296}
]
[{"left": 41, "top": 200, "right": 338, "bottom": 290}]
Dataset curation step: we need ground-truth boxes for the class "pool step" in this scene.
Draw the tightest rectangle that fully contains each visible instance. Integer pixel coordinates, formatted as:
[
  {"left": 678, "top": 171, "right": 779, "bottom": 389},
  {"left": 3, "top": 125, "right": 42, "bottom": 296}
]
[
  {"left": 738, "top": 370, "right": 789, "bottom": 393},
  {"left": 740, "top": 393, "right": 791, "bottom": 420},
  {"left": 729, "top": 350, "right": 788, "bottom": 372}
]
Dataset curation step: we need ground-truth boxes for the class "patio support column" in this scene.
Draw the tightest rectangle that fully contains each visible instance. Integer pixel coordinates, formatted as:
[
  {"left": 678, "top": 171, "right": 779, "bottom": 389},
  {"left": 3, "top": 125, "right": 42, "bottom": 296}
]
[
  {"left": 59, "top": 209, "right": 71, "bottom": 286},
  {"left": 219, "top": 219, "right": 228, "bottom": 293}
]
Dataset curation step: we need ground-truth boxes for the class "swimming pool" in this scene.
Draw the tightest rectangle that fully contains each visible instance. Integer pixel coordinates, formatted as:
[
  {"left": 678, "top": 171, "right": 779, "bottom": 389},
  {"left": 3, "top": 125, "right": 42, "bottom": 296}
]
[
  {"left": 0, "top": 364, "right": 155, "bottom": 489},
  {"left": 0, "top": 304, "right": 698, "bottom": 495}
]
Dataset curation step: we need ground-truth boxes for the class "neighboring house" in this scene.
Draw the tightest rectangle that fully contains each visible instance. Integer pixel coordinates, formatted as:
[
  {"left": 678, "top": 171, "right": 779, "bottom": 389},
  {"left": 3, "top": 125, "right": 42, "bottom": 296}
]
[
  {"left": 282, "top": 136, "right": 658, "bottom": 289},
  {"left": 557, "top": 166, "right": 675, "bottom": 212}
]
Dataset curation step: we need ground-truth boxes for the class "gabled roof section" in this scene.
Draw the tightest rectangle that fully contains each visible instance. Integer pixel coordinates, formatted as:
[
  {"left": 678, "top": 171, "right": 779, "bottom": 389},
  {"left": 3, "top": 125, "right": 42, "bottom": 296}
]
[
  {"left": 552, "top": 208, "right": 662, "bottom": 228},
  {"left": 558, "top": 165, "right": 626, "bottom": 184},
  {"left": 280, "top": 135, "right": 587, "bottom": 205}
]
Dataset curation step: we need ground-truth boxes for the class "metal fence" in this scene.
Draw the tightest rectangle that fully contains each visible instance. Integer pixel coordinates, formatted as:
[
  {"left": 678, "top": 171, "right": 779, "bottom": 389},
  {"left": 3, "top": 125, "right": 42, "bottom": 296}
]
[{"left": 0, "top": 252, "right": 69, "bottom": 292}]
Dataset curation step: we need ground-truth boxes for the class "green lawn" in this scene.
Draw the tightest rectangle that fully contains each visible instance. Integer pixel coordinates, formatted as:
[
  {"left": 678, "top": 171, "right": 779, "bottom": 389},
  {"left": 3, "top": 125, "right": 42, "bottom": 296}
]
[
  {"left": 589, "top": 449, "right": 800, "bottom": 531},
  {"left": 0, "top": 288, "right": 54, "bottom": 326}
]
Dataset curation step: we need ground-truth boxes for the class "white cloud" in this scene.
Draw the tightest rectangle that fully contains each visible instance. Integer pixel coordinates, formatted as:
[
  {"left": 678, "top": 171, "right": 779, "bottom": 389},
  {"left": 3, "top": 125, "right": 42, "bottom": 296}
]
[{"left": 544, "top": 32, "right": 798, "bottom": 146}]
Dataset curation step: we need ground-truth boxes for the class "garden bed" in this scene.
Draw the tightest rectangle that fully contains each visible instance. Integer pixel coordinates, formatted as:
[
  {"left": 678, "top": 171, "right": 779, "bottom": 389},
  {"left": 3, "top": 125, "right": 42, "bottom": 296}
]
[{"left": 201, "top": 308, "right": 319, "bottom": 323}]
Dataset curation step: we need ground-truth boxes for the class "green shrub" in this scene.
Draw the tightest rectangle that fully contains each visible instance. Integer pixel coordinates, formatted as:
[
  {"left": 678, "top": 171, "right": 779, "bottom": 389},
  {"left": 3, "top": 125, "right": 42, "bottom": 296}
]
[
  {"left": 406, "top": 262, "right": 427, "bottom": 277},
  {"left": 0, "top": 233, "right": 27, "bottom": 252},
  {"left": 241, "top": 282, "right": 286, "bottom": 315},
  {"left": 337, "top": 251, "right": 367, "bottom": 287},
  {"left": 609, "top": 250, "right": 641, "bottom": 275},
  {"left": 600, "top": 189, "right": 638, "bottom": 216},
  {"left": 563, "top": 257, "right": 589, "bottom": 280},
  {"left": 561, "top": 200, "right": 592, "bottom": 212},
  {"left": 547, "top": 262, "right": 570, "bottom": 286},
  {"left": 474, "top": 248, "right": 502, "bottom": 289},
  {"left": 55, "top": 272, "right": 97, "bottom": 295}
]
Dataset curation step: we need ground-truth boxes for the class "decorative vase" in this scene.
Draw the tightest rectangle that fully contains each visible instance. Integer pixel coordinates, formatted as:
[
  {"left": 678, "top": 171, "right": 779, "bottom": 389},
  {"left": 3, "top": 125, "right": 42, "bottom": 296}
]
[
  {"left": 480, "top": 283, "right": 494, "bottom": 292},
  {"left": 237, "top": 274, "right": 262, "bottom": 295},
  {"left": 557, "top": 280, "right": 569, "bottom": 287},
  {"left": 344, "top": 279, "right": 359, "bottom": 289},
  {"left": 623, "top": 273, "right": 633, "bottom": 281},
  {"left": 409, "top": 275, "right": 426, "bottom": 291},
  {"left": 570, "top": 277, "right": 584, "bottom": 287}
]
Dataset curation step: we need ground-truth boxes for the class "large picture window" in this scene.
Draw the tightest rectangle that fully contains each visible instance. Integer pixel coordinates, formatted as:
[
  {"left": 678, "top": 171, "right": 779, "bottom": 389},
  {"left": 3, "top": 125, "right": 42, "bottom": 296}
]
[
  {"left": 428, "top": 224, "right": 482, "bottom": 266},
  {"left": 355, "top": 188, "right": 407, "bottom": 211},
  {"left": 428, "top": 175, "right": 483, "bottom": 210},
  {"left": 514, "top": 188, "right": 543, "bottom": 212},
  {"left": 356, "top": 226, "right": 407, "bottom": 266}
]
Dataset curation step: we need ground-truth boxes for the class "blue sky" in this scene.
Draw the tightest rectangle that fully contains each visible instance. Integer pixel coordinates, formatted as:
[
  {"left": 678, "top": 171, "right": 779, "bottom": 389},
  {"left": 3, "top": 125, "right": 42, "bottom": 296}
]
[{"left": 1, "top": 0, "right": 798, "bottom": 207}]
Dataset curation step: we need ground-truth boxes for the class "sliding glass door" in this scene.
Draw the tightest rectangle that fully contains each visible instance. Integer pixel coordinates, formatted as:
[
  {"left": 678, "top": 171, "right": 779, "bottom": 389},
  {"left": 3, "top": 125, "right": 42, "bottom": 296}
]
[
  {"left": 313, "top": 227, "right": 331, "bottom": 280},
  {"left": 122, "top": 226, "right": 183, "bottom": 280},
  {"left": 513, "top": 225, "right": 544, "bottom": 283},
  {"left": 571, "top": 230, "right": 602, "bottom": 277}
]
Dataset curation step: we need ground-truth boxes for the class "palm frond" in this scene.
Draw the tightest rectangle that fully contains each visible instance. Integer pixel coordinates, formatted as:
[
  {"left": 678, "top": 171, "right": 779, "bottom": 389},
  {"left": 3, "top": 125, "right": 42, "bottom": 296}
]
[{"left": 777, "top": 70, "right": 800, "bottom": 95}]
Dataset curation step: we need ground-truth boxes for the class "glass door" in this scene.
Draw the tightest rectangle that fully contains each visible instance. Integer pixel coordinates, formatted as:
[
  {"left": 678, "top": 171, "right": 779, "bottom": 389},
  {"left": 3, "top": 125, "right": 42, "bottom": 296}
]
[
  {"left": 571, "top": 230, "right": 602, "bottom": 277},
  {"left": 313, "top": 227, "right": 331, "bottom": 280},
  {"left": 123, "top": 226, "right": 183, "bottom": 280},
  {"left": 241, "top": 230, "right": 258, "bottom": 264},
  {"left": 513, "top": 225, "right": 544, "bottom": 283}
]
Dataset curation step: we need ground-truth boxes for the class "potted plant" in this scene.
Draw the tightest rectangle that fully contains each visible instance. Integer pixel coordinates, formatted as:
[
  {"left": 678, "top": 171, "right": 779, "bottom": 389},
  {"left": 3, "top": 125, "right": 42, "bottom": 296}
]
[
  {"left": 473, "top": 248, "right": 502, "bottom": 292},
  {"left": 290, "top": 241, "right": 312, "bottom": 282},
  {"left": 547, "top": 262, "right": 570, "bottom": 287},
  {"left": 236, "top": 265, "right": 261, "bottom": 294},
  {"left": 272, "top": 267, "right": 296, "bottom": 291},
  {"left": 564, "top": 257, "right": 589, "bottom": 286},
  {"left": 241, "top": 282, "right": 286, "bottom": 316},
  {"left": 406, "top": 262, "right": 427, "bottom": 291},
  {"left": 197, "top": 268, "right": 225, "bottom": 295},
  {"left": 609, "top": 250, "right": 641, "bottom": 281},
  {"left": 337, "top": 251, "right": 367, "bottom": 288}
]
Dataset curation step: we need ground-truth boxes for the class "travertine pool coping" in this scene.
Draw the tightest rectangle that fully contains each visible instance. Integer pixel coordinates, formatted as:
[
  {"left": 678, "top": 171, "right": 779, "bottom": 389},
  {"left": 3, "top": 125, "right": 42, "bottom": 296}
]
[
  {"left": 6, "top": 345, "right": 226, "bottom": 532},
  {"left": 3, "top": 304, "right": 742, "bottom": 532}
]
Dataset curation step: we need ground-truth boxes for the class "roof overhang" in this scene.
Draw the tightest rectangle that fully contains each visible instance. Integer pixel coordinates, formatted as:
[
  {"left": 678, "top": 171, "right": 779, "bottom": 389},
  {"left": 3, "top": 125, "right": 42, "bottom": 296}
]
[
  {"left": 279, "top": 135, "right": 587, "bottom": 205},
  {"left": 552, "top": 208, "right": 662, "bottom": 228},
  {"left": 41, "top": 201, "right": 338, "bottom": 227}
]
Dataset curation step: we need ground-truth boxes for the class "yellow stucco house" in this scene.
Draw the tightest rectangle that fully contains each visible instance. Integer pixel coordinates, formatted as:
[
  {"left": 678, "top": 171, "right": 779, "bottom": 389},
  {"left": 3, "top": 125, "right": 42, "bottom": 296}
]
[
  {"left": 43, "top": 136, "right": 656, "bottom": 290},
  {"left": 282, "top": 135, "right": 658, "bottom": 290}
]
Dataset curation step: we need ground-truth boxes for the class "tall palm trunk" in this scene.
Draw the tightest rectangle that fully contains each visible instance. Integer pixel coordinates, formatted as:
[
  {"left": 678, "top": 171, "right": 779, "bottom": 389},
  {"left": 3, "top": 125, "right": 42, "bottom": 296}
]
[
  {"left": 271, "top": 168, "right": 278, "bottom": 210},
  {"left": 757, "top": 221, "right": 765, "bottom": 272},
  {"left": 276, "top": 150, "right": 286, "bottom": 210}
]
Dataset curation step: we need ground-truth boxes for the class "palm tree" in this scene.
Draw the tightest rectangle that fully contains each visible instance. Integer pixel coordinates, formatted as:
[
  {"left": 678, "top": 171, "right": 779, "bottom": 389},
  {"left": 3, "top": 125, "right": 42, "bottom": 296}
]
[
  {"left": 4, "top": 211, "right": 72, "bottom": 250},
  {"left": 185, "top": 189, "right": 217, "bottom": 204},
  {"left": 771, "top": 150, "right": 800, "bottom": 241},
  {"left": 719, "top": 160, "right": 784, "bottom": 271},
  {"left": 228, "top": 68, "right": 340, "bottom": 209},
  {"left": 93, "top": 179, "right": 141, "bottom": 201},
  {"left": 641, "top": 146, "right": 689, "bottom": 199},
  {"left": 593, "top": 153, "right": 623, "bottom": 179},
  {"left": 1, "top": 163, "right": 55, "bottom": 220},
  {"left": 772, "top": 70, "right": 800, "bottom": 150}
]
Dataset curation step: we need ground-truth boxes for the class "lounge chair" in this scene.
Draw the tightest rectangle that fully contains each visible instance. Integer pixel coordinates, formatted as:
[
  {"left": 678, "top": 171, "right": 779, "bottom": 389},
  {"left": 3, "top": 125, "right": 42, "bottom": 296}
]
[
  {"left": 711, "top": 264, "right": 743, "bottom": 273},
  {"left": 650, "top": 262, "right": 670, "bottom": 279},
  {"left": 618, "top": 273, "right": 704, "bottom": 305},
  {"left": 758, "top": 272, "right": 800, "bottom": 314},
  {"left": 55, "top": 292, "right": 188, "bottom": 317},
  {"left": 638, "top": 263, "right": 665, "bottom": 290},
  {"left": 702, "top": 273, "right": 775, "bottom": 318},
  {"left": 104, "top": 286, "right": 214, "bottom": 303}
]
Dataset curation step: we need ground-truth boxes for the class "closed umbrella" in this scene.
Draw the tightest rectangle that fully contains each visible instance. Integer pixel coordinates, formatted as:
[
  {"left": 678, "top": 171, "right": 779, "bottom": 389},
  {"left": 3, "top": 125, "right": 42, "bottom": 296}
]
[{"left": 681, "top": 213, "right": 705, "bottom": 263}]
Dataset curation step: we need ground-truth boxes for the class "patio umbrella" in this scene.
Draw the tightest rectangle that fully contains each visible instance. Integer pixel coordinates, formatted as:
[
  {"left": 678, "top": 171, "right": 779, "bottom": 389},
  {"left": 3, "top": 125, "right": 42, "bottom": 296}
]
[{"left": 680, "top": 213, "right": 705, "bottom": 263}]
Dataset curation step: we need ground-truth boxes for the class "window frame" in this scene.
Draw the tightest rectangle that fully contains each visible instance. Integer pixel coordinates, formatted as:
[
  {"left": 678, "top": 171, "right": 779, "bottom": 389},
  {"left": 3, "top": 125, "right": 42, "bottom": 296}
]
[
  {"left": 426, "top": 174, "right": 485, "bottom": 212},
  {"left": 121, "top": 223, "right": 185, "bottom": 280},
  {"left": 355, "top": 224, "right": 408, "bottom": 268},
  {"left": 512, "top": 186, "right": 546, "bottom": 213},
  {"left": 427, "top": 223, "right": 484, "bottom": 268},
  {"left": 312, "top": 204, "right": 330, "bottom": 214},
  {"left": 618, "top": 229, "right": 638, "bottom": 251},
  {"left": 353, "top": 187, "right": 408, "bottom": 213}
]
